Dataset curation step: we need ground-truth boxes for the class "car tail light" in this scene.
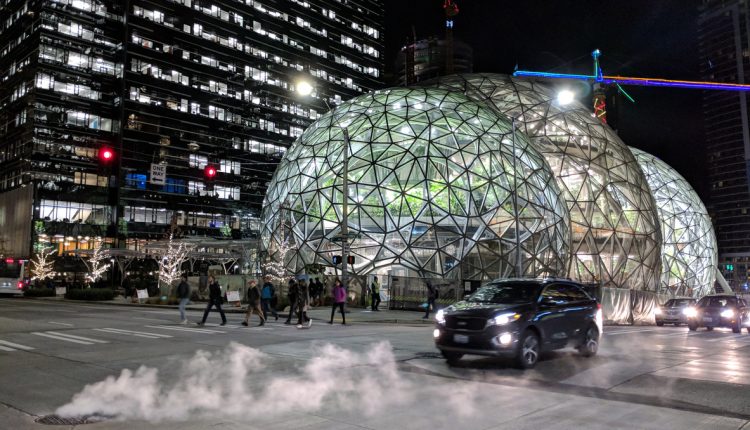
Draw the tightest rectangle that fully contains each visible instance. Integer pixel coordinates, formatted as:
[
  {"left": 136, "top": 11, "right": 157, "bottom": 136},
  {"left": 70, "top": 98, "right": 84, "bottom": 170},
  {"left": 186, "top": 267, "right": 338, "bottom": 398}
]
[
  {"left": 595, "top": 303, "right": 603, "bottom": 332},
  {"left": 17, "top": 281, "right": 23, "bottom": 289}
]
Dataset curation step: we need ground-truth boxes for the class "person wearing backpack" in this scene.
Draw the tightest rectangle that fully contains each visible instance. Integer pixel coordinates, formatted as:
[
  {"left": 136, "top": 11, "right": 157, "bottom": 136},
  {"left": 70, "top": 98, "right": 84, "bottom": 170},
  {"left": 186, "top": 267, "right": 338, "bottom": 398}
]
[
  {"left": 242, "top": 279, "right": 265, "bottom": 327},
  {"left": 176, "top": 274, "right": 191, "bottom": 324},
  {"left": 261, "top": 276, "right": 278, "bottom": 321},
  {"left": 329, "top": 278, "right": 346, "bottom": 325}
]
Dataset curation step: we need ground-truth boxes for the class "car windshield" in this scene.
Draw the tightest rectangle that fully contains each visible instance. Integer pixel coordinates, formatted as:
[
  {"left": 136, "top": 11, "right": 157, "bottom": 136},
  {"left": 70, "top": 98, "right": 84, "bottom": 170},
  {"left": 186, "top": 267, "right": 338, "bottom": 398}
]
[
  {"left": 665, "top": 299, "right": 693, "bottom": 307},
  {"left": 698, "top": 296, "right": 737, "bottom": 307},
  {"left": 466, "top": 283, "right": 537, "bottom": 304}
]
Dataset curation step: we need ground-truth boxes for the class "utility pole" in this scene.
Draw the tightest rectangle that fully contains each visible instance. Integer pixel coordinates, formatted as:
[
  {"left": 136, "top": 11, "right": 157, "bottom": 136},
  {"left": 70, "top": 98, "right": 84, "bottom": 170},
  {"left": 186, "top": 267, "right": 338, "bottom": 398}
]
[{"left": 511, "top": 116, "right": 523, "bottom": 277}]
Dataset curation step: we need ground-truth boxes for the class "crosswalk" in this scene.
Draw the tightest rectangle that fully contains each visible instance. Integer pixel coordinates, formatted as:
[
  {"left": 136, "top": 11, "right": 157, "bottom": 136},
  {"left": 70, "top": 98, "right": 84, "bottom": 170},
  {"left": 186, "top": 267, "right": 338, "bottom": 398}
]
[
  {"left": 32, "top": 331, "right": 109, "bottom": 345},
  {"left": 93, "top": 328, "right": 173, "bottom": 339},
  {"left": 0, "top": 340, "right": 34, "bottom": 352},
  {"left": 145, "top": 325, "right": 226, "bottom": 334}
]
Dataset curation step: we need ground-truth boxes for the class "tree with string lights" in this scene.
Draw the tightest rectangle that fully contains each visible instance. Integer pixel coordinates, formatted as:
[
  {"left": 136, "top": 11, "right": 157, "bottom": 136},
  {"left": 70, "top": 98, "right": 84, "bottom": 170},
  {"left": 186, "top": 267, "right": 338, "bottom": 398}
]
[
  {"left": 84, "top": 242, "right": 109, "bottom": 285},
  {"left": 263, "top": 239, "right": 293, "bottom": 283},
  {"left": 31, "top": 246, "right": 57, "bottom": 285},
  {"left": 158, "top": 235, "right": 195, "bottom": 296}
]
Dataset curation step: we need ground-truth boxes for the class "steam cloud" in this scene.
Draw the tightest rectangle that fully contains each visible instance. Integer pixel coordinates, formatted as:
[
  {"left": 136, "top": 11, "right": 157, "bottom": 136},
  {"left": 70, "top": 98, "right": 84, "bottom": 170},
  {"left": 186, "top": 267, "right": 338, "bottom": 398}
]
[{"left": 56, "top": 341, "right": 420, "bottom": 422}]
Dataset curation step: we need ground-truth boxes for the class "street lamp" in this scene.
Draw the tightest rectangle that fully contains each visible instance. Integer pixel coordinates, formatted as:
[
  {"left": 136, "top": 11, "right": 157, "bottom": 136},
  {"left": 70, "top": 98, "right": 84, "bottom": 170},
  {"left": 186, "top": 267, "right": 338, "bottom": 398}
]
[
  {"left": 557, "top": 89, "right": 575, "bottom": 106},
  {"left": 296, "top": 80, "right": 314, "bottom": 97}
]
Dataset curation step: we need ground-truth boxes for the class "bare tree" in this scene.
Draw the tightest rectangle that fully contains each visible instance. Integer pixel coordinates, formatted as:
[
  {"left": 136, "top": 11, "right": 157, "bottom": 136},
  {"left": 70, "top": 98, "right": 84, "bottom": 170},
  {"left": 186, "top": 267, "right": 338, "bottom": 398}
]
[
  {"left": 158, "top": 235, "right": 195, "bottom": 295},
  {"left": 84, "top": 242, "right": 109, "bottom": 285},
  {"left": 31, "top": 246, "right": 57, "bottom": 284}
]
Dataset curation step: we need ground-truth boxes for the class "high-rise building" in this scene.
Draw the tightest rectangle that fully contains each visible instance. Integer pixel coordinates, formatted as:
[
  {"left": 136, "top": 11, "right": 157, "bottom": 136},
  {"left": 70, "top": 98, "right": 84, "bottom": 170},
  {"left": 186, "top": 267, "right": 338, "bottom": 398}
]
[
  {"left": 698, "top": 0, "right": 750, "bottom": 287},
  {"left": 0, "top": 0, "right": 384, "bottom": 258}
]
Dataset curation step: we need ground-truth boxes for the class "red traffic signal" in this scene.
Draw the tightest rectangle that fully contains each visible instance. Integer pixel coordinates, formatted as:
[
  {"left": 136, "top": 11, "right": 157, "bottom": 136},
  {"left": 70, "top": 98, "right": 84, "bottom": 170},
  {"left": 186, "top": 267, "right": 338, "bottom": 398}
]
[
  {"left": 204, "top": 165, "right": 217, "bottom": 179},
  {"left": 98, "top": 147, "right": 115, "bottom": 163}
]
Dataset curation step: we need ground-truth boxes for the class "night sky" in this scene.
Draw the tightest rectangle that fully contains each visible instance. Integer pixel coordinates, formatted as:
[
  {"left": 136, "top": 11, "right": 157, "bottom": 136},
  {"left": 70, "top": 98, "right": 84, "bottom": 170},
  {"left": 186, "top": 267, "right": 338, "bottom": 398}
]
[{"left": 383, "top": 0, "right": 707, "bottom": 198}]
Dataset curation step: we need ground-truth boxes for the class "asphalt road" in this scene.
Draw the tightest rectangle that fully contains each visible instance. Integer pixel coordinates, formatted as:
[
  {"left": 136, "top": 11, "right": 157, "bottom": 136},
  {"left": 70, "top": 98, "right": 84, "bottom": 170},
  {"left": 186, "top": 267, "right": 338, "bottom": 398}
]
[{"left": 1, "top": 298, "right": 749, "bottom": 429}]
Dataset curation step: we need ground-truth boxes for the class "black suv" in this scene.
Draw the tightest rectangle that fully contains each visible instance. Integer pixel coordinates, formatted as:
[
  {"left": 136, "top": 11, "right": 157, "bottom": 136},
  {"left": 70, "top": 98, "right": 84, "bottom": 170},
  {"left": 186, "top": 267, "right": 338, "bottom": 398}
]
[
  {"left": 434, "top": 278, "right": 602, "bottom": 369},
  {"left": 686, "top": 294, "right": 750, "bottom": 333}
]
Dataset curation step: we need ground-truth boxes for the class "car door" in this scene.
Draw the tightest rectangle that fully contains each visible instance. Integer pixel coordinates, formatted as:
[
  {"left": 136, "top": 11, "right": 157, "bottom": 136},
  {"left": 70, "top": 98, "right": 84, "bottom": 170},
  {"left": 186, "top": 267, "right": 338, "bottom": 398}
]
[
  {"left": 535, "top": 284, "right": 572, "bottom": 348},
  {"left": 559, "top": 283, "right": 596, "bottom": 341}
]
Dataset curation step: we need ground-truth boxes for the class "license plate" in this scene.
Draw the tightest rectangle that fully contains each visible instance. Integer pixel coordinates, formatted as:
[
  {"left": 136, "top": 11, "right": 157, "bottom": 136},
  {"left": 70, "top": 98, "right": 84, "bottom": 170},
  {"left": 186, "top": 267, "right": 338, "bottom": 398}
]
[
  {"left": 453, "top": 334, "right": 469, "bottom": 344},
  {"left": 703, "top": 317, "right": 713, "bottom": 323}
]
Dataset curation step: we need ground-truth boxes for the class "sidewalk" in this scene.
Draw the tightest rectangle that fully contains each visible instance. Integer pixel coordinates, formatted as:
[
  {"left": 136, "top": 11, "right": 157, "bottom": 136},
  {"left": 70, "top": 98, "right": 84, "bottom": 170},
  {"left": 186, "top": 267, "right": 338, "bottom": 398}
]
[{"left": 31, "top": 296, "right": 435, "bottom": 325}]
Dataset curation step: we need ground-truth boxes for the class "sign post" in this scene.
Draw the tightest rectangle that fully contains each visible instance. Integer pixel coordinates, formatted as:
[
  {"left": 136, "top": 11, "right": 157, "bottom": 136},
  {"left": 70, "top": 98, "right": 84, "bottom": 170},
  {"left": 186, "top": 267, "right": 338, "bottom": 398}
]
[{"left": 150, "top": 163, "right": 166, "bottom": 185}]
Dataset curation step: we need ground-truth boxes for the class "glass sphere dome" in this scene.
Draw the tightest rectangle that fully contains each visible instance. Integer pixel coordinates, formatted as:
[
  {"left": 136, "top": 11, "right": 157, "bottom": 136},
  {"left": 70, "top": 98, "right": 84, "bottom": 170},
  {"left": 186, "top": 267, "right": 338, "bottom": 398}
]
[
  {"left": 423, "top": 74, "right": 663, "bottom": 290},
  {"left": 631, "top": 147, "right": 717, "bottom": 297},
  {"left": 260, "top": 87, "right": 570, "bottom": 280}
]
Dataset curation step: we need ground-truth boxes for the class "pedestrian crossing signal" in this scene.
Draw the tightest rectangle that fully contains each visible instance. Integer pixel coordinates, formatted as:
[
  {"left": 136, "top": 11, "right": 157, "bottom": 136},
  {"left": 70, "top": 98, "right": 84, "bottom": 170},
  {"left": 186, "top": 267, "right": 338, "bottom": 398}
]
[
  {"left": 332, "top": 255, "right": 342, "bottom": 265},
  {"left": 347, "top": 255, "right": 355, "bottom": 264}
]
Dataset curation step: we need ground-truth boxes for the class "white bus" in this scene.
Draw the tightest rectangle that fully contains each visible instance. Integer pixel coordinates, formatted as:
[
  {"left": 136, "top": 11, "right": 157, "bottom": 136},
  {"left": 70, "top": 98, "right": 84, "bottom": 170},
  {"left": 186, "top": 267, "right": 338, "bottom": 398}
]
[{"left": 0, "top": 259, "right": 27, "bottom": 296}]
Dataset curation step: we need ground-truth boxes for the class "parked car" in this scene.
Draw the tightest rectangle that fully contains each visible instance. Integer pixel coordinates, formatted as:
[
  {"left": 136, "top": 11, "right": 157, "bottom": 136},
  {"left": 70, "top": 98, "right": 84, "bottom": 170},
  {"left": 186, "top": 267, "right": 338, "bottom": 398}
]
[
  {"left": 655, "top": 298, "right": 697, "bottom": 326},
  {"left": 685, "top": 294, "right": 750, "bottom": 333},
  {"left": 433, "top": 278, "right": 603, "bottom": 369}
]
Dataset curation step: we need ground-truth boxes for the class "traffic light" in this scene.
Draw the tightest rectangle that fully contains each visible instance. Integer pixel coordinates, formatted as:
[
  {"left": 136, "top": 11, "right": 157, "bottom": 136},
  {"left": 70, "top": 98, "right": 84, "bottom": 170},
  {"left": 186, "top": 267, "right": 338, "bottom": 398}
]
[
  {"left": 727, "top": 264, "right": 734, "bottom": 272},
  {"left": 332, "top": 255, "right": 342, "bottom": 265},
  {"left": 204, "top": 165, "right": 217, "bottom": 179},
  {"left": 98, "top": 146, "right": 115, "bottom": 164},
  {"left": 347, "top": 255, "right": 355, "bottom": 264}
]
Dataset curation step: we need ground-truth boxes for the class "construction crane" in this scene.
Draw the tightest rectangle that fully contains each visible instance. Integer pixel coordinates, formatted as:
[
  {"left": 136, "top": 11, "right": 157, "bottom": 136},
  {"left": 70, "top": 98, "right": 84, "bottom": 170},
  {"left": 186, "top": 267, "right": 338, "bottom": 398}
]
[
  {"left": 513, "top": 49, "right": 750, "bottom": 123},
  {"left": 443, "top": 0, "right": 459, "bottom": 75}
]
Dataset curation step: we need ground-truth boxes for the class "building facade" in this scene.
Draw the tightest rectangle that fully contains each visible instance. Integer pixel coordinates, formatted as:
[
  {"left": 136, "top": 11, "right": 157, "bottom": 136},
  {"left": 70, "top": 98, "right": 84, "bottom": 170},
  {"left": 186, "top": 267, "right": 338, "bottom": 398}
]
[
  {"left": 0, "top": 0, "right": 384, "bottom": 259},
  {"left": 698, "top": 0, "right": 750, "bottom": 287}
]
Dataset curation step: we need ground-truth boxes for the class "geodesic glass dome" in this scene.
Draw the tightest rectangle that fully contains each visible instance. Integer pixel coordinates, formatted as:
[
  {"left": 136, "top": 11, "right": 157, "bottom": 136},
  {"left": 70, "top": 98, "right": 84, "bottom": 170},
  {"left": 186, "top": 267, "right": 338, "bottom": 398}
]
[
  {"left": 260, "top": 88, "right": 570, "bottom": 280},
  {"left": 630, "top": 148, "right": 717, "bottom": 297},
  {"left": 423, "top": 74, "right": 663, "bottom": 290}
]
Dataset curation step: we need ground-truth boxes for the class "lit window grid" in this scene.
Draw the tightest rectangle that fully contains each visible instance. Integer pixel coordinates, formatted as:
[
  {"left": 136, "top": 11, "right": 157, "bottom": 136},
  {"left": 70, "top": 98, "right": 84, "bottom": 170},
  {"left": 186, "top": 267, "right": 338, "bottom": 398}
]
[
  {"left": 631, "top": 148, "right": 718, "bottom": 297},
  {"left": 261, "top": 88, "right": 571, "bottom": 280},
  {"left": 422, "top": 74, "right": 663, "bottom": 291}
]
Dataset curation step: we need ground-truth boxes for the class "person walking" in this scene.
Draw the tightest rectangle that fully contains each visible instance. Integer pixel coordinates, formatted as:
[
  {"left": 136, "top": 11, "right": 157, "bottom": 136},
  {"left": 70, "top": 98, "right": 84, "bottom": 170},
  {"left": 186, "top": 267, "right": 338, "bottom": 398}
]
[
  {"left": 423, "top": 280, "right": 438, "bottom": 319},
  {"left": 243, "top": 279, "right": 265, "bottom": 327},
  {"left": 198, "top": 275, "right": 226, "bottom": 326},
  {"left": 176, "top": 274, "right": 191, "bottom": 324},
  {"left": 370, "top": 276, "right": 381, "bottom": 311},
  {"left": 329, "top": 278, "right": 346, "bottom": 325},
  {"left": 261, "top": 276, "right": 279, "bottom": 320},
  {"left": 297, "top": 279, "right": 312, "bottom": 328},
  {"left": 284, "top": 278, "right": 298, "bottom": 325}
]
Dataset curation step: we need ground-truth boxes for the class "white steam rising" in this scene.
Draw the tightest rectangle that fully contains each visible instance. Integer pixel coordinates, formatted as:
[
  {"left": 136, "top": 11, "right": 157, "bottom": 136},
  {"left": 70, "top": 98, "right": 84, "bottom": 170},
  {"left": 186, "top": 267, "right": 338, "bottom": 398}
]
[{"left": 56, "top": 341, "right": 415, "bottom": 422}]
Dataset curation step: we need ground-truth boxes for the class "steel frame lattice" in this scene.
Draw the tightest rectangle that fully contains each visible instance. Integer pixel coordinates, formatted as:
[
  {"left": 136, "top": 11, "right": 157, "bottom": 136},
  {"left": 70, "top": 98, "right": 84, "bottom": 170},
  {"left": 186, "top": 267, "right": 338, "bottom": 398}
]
[
  {"left": 260, "top": 88, "right": 570, "bottom": 280},
  {"left": 423, "top": 74, "right": 663, "bottom": 290},
  {"left": 631, "top": 148, "right": 717, "bottom": 297}
]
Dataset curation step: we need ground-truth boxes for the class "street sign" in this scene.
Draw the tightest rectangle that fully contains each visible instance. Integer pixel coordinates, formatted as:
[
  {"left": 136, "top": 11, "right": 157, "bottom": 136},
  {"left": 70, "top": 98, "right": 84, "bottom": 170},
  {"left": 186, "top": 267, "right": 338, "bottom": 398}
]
[
  {"left": 330, "top": 233, "right": 361, "bottom": 242},
  {"left": 150, "top": 163, "right": 166, "bottom": 185}
]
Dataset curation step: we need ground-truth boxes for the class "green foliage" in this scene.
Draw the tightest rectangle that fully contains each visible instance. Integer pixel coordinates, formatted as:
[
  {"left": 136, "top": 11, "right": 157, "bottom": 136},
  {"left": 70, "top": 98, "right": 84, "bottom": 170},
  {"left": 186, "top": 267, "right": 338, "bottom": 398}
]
[
  {"left": 65, "top": 288, "right": 115, "bottom": 301},
  {"left": 23, "top": 288, "right": 56, "bottom": 297}
]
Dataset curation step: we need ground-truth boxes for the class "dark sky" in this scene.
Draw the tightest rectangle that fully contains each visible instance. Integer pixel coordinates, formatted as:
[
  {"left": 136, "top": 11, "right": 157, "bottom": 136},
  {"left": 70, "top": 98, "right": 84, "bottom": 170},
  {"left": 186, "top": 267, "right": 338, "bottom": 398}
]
[{"left": 382, "top": 0, "right": 707, "bottom": 198}]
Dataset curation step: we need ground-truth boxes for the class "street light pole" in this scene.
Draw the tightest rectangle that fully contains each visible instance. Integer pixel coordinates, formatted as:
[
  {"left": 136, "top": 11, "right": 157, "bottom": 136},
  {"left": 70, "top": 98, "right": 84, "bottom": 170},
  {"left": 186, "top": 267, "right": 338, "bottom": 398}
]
[
  {"left": 511, "top": 116, "right": 523, "bottom": 277},
  {"left": 341, "top": 129, "right": 350, "bottom": 293}
]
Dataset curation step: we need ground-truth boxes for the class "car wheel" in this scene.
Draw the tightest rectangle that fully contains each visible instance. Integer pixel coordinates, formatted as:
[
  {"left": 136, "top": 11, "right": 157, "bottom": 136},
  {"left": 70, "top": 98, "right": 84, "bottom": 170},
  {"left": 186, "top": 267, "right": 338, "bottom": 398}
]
[
  {"left": 688, "top": 322, "right": 698, "bottom": 331},
  {"left": 706, "top": 326, "right": 713, "bottom": 331},
  {"left": 516, "top": 330, "right": 540, "bottom": 369},
  {"left": 441, "top": 350, "right": 463, "bottom": 365},
  {"left": 733, "top": 317, "right": 742, "bottom": 334},
  {"left": 746, "top": 327, "right": 750, "bottom": 334},
  {"left": 656, "top": 321, "right": 664, "bottom": 327},
  {"left": 578, "top": 324, "right": 599, "bottom": 357}
]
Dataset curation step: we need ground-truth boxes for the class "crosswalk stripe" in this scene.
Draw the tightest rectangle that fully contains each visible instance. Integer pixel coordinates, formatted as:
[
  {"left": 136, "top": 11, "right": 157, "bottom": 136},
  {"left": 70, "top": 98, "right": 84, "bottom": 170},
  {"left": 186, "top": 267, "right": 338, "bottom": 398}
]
[
  {"left": 146, "top": 325, "right": 225, "bottom": 334},
  {"left": 0, "top": 345, "right": 16, "bottom": 351},
  {"left": 93, "top": 328, "right": 172, "bottom": 339},
  {"left": 46, "top": 331, "right": 109, "bottom": 344},
  {"left": 605, "top": 329, "right": 662, "bottom": 336},
  {"left": 47, "top": 321, "right": 74, "bottom": 327},
  {"left": 0, "top": 340, "right": 34, "bottom": 350},
  {"left": 32, "top": 332, "right": 94, "bottom": 345}
]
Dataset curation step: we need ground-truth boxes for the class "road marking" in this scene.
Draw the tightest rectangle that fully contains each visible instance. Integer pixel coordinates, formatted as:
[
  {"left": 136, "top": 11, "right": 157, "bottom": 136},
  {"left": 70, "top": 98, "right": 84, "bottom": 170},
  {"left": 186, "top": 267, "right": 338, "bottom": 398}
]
[
  {"left": 32, "top": 331, "right": 108, "bottom": 345},
  {"left": 93, "top": 328, "right": 173, "bottom": 339},
  {"left": 0, "top": 345, "right": 16, "bottom": 351},
  {"left": 48, "top": 321, "right": 74, "bottom": 327},
  {"left": 132, "top": 317, "right": 168, "bottom": 322},
  {"left": 604, "top": 329, "right": 662, "bottom": 336},
  {"left": 146, "top": 325, "right": 225, "bottom": 334},
  {"left": 0, "top": 340, "right": 34, "bottom": 351}
]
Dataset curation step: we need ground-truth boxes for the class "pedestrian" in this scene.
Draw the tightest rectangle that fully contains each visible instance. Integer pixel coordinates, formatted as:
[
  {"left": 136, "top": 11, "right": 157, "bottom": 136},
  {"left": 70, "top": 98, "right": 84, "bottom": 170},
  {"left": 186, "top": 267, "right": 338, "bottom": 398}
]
[
  {"left": 176, "top": 274, "right": 191, "bottom": 324},
  {"left": 284, "top": 278, "right": 298, "bottom": 325},
  {"left": 329, "top": 278, "right": 346, "bottom": 325},
  {"left": 198, "top": 275, "right": 226, "bottom": 326},
  {"left": 243, "top": 279, "right": 265, "bottom": 327},
  {"left": 261, "top": 276, "right": 279, "bottom": 320},
  {"left": 309, "top": 278, "right": 319, "bottom": 307},
  {"left": 370, "top": 275, "right": 381, "bottom": 311},
  {"left": 297, "top": 279, "right": 312, "bottom": 328},
  {"left": 423, "top": 280, "right": 438, "bottom": 319}
]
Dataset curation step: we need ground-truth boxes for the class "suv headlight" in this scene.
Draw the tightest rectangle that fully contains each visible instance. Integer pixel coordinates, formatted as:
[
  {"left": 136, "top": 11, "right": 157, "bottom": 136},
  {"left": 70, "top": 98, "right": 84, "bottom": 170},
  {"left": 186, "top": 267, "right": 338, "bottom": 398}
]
[
  {"left": 683, "top": 307, "right": 697, "bottom": 317},
  {"left": 654, "top": 308, "right": 662, "bottom": 315},
  {"left": 721, "top": 309, "right": 735, "bottom": 318},
  {"left": 435, "top": 309, "right": 446, "bottom": 324},
  {"left": 492, "top": 313, "right": 520, "bottom": 326}
]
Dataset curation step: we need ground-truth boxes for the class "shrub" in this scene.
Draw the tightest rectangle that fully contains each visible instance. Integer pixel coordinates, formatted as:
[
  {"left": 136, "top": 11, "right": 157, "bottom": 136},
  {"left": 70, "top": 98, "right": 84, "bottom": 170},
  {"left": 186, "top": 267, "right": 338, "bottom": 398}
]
[
  {"left": 23, "top": 288, "right": 56, "bottom": 297},
  {"left": 65, "top": 288, "right": 115, "bottom": 301}
]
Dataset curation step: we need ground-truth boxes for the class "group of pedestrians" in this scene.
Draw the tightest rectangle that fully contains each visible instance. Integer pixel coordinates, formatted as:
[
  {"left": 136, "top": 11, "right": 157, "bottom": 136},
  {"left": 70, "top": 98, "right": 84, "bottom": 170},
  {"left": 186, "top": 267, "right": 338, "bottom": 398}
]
[{"left": 180, "top": 275, "right": 349, "bottom": 328}]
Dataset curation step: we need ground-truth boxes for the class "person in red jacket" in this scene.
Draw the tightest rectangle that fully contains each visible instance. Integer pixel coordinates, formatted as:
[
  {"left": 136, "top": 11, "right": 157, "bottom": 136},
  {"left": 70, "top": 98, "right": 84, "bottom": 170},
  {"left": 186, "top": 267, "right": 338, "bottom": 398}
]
[{"left": 328, "top": 278, "right": 346, "bottom": 325}]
